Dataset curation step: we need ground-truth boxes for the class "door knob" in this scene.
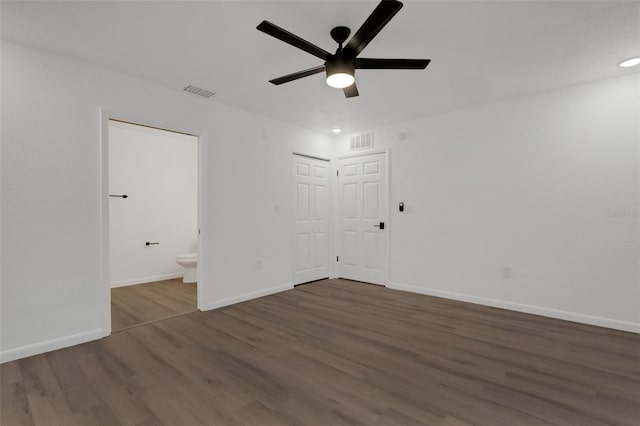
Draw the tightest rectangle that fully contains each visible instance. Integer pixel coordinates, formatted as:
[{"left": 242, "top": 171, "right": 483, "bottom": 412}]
[{"left": 373, "top": 222, "right": 385, "bottom": 229}]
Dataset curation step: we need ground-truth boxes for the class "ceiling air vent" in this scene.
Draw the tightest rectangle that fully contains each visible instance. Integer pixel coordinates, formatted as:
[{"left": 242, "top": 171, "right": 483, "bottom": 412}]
[
  {"left": 183, "top": 85, "right": 215, "bottom": 99},
  {"left": 350, "top": 132, "right": 374, "bottom": 151}
]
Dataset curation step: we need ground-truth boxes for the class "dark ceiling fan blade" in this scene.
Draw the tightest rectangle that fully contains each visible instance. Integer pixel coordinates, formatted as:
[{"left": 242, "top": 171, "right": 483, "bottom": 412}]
[
  {"left": 341, "top": 0, "right": 403, "bottom": 58},
  {"left": 269, "top": 65, "right": 326, "bottom": 85},
  {"left": 356, "top": 58, "right": 430, "bottom": 69},
  {"left": 343, "top": 83, "right": 359, "bottom": 98},
  {"left": 257, "top": 21, "right": 330, "bottom": 61}
]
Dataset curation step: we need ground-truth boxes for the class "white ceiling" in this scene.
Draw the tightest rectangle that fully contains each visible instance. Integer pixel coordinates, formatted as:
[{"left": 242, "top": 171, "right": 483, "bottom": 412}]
[{"left": 2, "top": 1, "right": 639, "bottom": 134}]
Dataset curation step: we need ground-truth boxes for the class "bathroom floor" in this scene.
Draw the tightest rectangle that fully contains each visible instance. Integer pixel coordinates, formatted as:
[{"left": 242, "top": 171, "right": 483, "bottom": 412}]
[{"left": 111, "top": 278, "right": 197, "bottom": 332}]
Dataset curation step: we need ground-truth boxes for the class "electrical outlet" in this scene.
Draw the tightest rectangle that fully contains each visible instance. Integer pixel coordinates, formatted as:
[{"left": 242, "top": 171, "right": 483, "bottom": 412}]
[{"left": 503, "top": 266, "right": 513, "bottom": 279}]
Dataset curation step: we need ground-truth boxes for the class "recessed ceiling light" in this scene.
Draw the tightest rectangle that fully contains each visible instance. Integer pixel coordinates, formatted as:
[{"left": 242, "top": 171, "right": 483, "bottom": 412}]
[
  {"left": 618, "top": 57, "right": 640, "bottom": 68},
  {"left": 332, "top": 128, "right": 342, "bottom": 134}
]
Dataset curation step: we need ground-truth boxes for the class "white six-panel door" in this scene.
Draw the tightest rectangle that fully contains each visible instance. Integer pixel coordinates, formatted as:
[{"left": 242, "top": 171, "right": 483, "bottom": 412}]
[
  {"left": 338, "top": 153, "right": 387, "bottom": 285},
  {"left": 293, "top": 155, "right": 330, "bottom": 285}
]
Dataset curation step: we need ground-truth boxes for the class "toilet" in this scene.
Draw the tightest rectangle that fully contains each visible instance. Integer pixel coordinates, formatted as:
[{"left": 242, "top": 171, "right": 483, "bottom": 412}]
[{"left": 175, "top": 252, "right": 197, "bottom": 283}]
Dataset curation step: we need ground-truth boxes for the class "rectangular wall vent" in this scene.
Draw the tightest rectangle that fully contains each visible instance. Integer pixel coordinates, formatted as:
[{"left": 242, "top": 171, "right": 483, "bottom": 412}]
[
  {"left": 183, "top": 85, "right": 215, "bottom": 99},
  {"left": 350, "top": 132, "right": 374, "bottom": 150}
]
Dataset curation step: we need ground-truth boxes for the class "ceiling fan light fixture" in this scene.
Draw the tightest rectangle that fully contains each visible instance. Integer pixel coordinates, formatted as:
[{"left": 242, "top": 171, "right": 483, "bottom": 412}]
[
  {"left": 326, "top": 73, "right": 355, "bottom": 89},
  {"left": 326, "top": 57, "right": 355, "bottom": 88}
]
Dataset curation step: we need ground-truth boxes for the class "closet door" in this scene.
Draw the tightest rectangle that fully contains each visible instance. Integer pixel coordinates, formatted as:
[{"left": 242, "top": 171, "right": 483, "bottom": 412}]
[{"left": 293, "top": 155, "right": 330, "bottom": 285}]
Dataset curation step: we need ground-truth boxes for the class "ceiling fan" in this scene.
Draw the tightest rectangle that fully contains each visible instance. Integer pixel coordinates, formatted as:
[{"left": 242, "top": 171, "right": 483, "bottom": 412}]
[{"left": 257, "top": 0, "right": 430, "bottom": 98}]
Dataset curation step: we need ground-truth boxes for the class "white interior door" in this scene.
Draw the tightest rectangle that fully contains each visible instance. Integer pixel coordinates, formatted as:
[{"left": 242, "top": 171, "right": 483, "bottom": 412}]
[
  {"left": 293, "top": 155, "right": 330, "bottom": 285},
  {"left": 338, "top": 152, "right": 387, "bottom": 285}
]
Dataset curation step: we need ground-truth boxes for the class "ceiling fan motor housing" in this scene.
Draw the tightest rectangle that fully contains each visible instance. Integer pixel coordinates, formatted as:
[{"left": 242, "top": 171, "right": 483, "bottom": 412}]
[{"left": 326, "top": 56, "right": 356, "bottom": 78}]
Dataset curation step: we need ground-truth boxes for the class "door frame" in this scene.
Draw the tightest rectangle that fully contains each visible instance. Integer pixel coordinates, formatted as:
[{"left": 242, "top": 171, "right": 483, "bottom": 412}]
[
  {"left": 335, "top": 149, "right": 391, "bottom": 285},
  {"left": 99, "top": 109, "right": 205, "bottom": 337},
  {"left": 291, "top": 152, "right": 332, "bottom": 285}
]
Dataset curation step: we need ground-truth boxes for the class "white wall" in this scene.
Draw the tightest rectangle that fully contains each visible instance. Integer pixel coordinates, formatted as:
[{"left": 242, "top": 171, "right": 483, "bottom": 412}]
[
  {"left": 0, "top": 41, "right": 333, "bottom": 362},
  {"left": 335, "top": 74, "right": 640, "bottom": 332},
  {"left": 2, "top": 39, "right": 637, "bottom": 364},
  {"left": 109, "top": 121, "right": 198, "bottom": 287}
]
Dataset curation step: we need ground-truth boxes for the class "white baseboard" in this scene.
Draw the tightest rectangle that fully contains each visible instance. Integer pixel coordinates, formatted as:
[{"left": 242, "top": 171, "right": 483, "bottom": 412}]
[
  {"left": 386, "top": 282, "right": 640, "bottom": 334},
  {"left": 0, "top": 328, "right": 105, "bottom": 364},
  {"left": 111, "top": 272, "right": 184, "bottom": 288},
  {"left": 202, "top": 283, "right": 293, "bottom": 311}
]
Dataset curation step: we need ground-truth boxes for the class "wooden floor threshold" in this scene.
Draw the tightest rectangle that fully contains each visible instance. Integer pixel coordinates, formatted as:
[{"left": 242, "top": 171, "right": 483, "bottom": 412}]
[{"left": 111, "top": 309, "right": 197, "bottom": 334}]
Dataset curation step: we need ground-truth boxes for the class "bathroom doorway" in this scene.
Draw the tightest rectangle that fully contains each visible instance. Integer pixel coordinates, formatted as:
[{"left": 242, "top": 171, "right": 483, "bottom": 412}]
[{"left": 107, "top": 119, "right": 199, "bottom": 332}]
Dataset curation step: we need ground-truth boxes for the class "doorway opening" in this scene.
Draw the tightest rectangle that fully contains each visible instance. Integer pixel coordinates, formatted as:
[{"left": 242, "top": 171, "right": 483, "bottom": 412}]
[{"left": 107, "top": 119, "right": 199, "bottom": 332}]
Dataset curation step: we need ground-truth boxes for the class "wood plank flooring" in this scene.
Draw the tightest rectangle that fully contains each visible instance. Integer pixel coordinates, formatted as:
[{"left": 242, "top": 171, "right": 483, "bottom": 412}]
[
  {"left": 111, "top": 279, "right": 197, "bottom": 332},
  {"left": 2, "top": 279, "right": 639, "bottom": 425}
]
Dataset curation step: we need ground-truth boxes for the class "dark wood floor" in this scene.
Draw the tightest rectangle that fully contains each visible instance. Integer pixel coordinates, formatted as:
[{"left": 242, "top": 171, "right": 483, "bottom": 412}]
[
  {"left": 111, "top": 278, "right": 197, "bottom": 332},
  {"left": 2, "top": 279, "right": 639, "bottom": 425}
]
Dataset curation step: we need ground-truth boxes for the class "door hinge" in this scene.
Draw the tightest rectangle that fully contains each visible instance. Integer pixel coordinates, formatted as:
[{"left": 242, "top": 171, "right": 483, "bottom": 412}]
[
  {"left": 336, "top": 256, "right": 339, "bottom": 262},
  {"left": 336, "top": 170, "right": 339, "bottom": 176}
]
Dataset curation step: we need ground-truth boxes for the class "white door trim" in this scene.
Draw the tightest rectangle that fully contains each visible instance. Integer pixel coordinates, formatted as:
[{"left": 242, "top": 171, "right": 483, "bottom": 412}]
[
  {"left": 292, "top": 152, "right": 331, "bottom": 162},
  {"left": 99, "top": 109, "right": 205, "bottom": 337},
  {"left": 336, "top": 149, "right": 390, "bottom": 285},
  {"left": 337, "top": 148, "right": 388, "bottom": 160}
]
